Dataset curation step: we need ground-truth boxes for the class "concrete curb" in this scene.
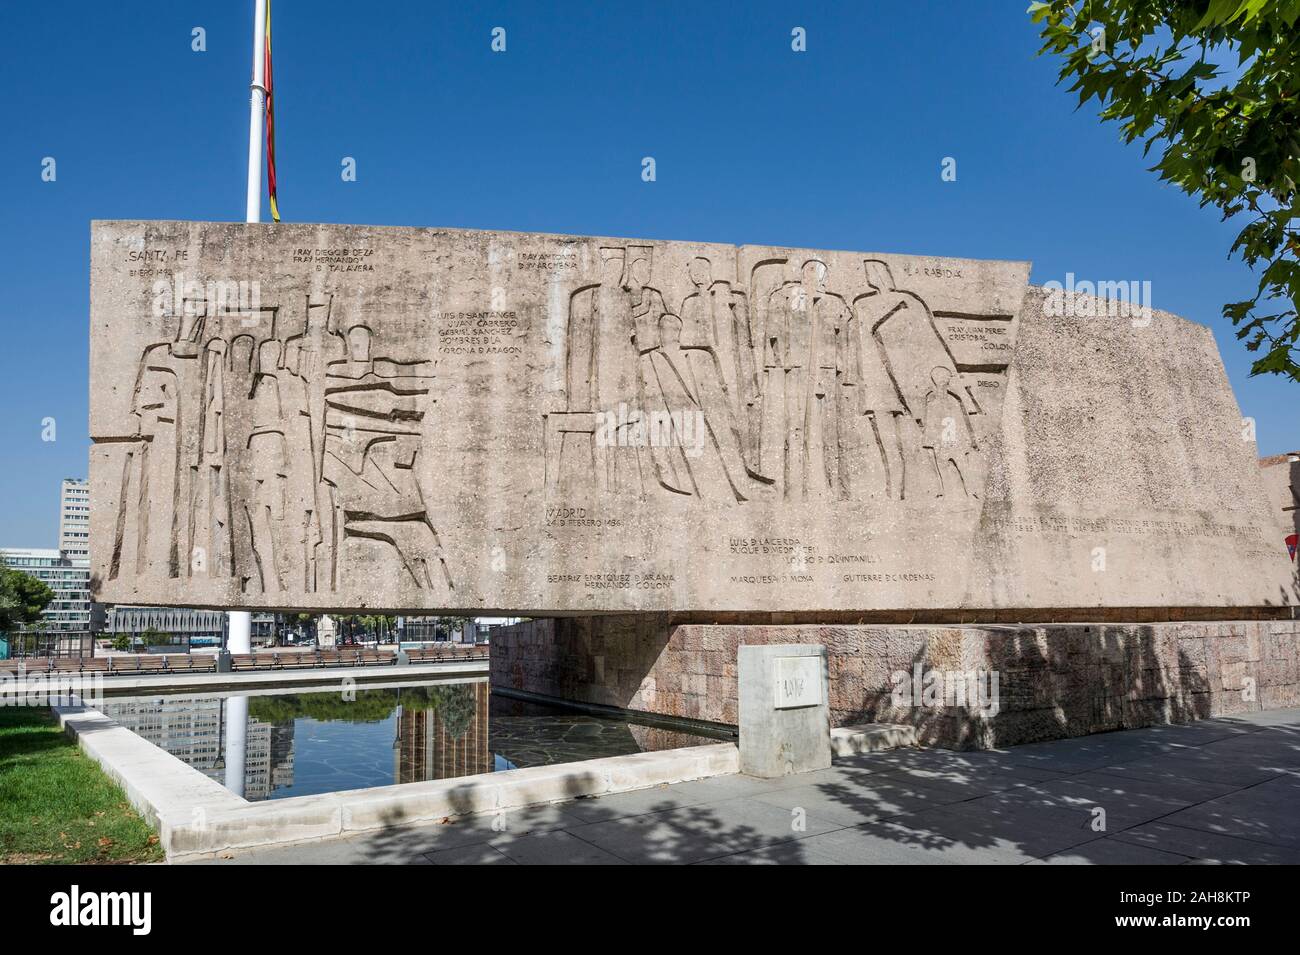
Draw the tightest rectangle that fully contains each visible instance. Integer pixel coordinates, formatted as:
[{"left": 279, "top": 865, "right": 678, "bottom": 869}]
[{"left": 54, "top": 704, "right": 246, "bottom": 833}]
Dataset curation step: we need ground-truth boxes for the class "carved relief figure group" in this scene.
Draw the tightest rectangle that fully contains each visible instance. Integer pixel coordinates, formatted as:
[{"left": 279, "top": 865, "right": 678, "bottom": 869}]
[
  {"left": 550, "top": 251, "right": 994, "bottom": 506},
  {"left": 108, "top": 294, "right": 453, "bottom": 596}
]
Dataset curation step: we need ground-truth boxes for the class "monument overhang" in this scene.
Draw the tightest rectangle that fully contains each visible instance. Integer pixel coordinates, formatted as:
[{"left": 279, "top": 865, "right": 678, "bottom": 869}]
[{"left": 88, "top": 220, "right": 1298, "bottom": 617}]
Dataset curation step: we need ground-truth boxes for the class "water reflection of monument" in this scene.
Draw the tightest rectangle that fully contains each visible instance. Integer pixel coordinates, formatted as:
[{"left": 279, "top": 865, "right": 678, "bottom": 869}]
[{"left": 394, "top": 683, "right": 491, "bottom": 782}]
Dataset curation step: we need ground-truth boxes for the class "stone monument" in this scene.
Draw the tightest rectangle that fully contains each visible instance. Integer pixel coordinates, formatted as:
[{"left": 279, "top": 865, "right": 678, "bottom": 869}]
[
  {"left": 88, "top": 220, "right": 1300, "bottom": 748},
  {"left": 738, "top": 644, "right": 831, "bottom": 776},
  {"left": 89, "top": 221, "right": 1296, "bottom": 615}
]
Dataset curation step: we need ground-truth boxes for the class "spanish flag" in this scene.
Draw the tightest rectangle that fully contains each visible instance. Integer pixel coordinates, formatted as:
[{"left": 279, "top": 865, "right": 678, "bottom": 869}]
[{"left": 265, "top": 0, "right": 280, "bottom": 222}]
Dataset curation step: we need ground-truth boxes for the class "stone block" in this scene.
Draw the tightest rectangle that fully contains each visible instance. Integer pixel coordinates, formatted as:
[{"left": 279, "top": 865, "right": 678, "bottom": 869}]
[{"left": 738, "top": 644, "right": 831, "bottom": 777}]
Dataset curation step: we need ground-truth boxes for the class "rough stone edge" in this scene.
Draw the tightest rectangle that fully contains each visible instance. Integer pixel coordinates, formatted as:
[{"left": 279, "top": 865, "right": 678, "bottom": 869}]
[{"left": 831, "top": 724, "right": 918, "bottom": 756}]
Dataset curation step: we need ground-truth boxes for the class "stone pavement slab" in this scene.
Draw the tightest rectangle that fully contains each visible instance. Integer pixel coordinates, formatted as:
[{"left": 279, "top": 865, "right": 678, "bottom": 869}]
[
  {"left": 1109, "top": 822, "right": 1300, "bottom": 864},
  {"left": 747, "top": 775, "right": 979, "bottom": 827},
  {"left": 184, "top": 709, "right": 1300, "bottom": 865},
  {"left": 481, "top": 829, "right": 627, "bottom": 866},
  {"left": 562, "top": 796, "right": 845, "bottom": 865},
  {"left": 1028, "top": 837, "right": 1193, "bottom": 865}
]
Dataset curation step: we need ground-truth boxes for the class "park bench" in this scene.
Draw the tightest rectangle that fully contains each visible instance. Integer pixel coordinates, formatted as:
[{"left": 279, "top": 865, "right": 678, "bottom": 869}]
[
  {"left": 1, "top": 657, "right": 52, "bottom": 674},
  {"left": 106, "top": 655, "right": 141, "bottom": 674},
  {"left": 274, "top": 651, "right": 319, "bottom": 670},
  {"left": 406, "top": 645, "right": 488, "bottom": 664},
  {"left": 160, "top": 654, "right": 216, "bottom": 673},
  {"left": 229, "top": 653, "right": 261, "bottom": 671}
]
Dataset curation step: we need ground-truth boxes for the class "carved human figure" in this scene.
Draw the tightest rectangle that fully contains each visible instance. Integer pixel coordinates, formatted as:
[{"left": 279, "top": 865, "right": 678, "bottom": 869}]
[
  {"left": 590, "top": 249, "right": 644, "bottom": 494},
  {"left": 280, "top": 297, "right": 345, "bottom": 588},
  {"left": 853, "top": 259, "right": 971, "bottom": 500},
  {"left": 244, "top": 335, "right": 319, "bottom": 595},
  {"left": 111, "top": 292, "right": 452, "bottom": 598},
  {"left": 847, "top": 267, "right": 909, "bottom": 500},
  {"left": 653, "top": 312, "right": 748, "bottom": 502},
  {"left": 921, "top": 366, "right": 981, "bottom": 499},
  {"left": 858, "top": 260, "right": 960, "bottom": 424},
  {"left": 762, "top": 260, "right": 849, "bottom": 501},
  {"left": 321, "top": 324, "right": 451, "bottom": 591},
  {"left": 117, "top": 345, "right": 182, "bottom": 580},
  {"left": 625, "top": 253, "right": 690, "bottom": 496},
  {"left": 722, "top": 288, "right": 765, "bottom": 475},
  {"left": 677, "top": 257, "right": 750, "bottom": 502},
  {"left": 644, "top": 313, "right": 702, "bottom": 496},
  {"left": 680, "top": 258, "right": 743, "bottom": 411},
  {"left": 112, "top": 301, "right": 278, "bottom": 586}
]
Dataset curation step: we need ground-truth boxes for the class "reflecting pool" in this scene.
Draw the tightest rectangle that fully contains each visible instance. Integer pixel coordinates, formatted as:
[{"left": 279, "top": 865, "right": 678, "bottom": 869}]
[{"left": 99, "top": 681, "right": 722, "bottom": 801}]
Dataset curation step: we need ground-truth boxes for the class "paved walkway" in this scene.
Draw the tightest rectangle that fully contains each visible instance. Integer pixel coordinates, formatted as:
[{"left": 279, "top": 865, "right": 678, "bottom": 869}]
[{"left": 190, "top": 708, "right": 1300, "bottom": 865}]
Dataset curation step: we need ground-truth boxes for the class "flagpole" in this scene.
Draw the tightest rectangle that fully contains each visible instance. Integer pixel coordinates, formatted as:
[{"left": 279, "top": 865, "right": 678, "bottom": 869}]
[
  {"left": 228, "top": 0, "right": 267, "bottom": 657},
  {"left": 245, "top": 0, "right": 268, "bottom": 224}
]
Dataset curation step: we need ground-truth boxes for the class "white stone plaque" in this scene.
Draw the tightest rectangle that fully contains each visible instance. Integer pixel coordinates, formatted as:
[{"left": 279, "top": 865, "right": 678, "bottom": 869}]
[{"left": 774, "top": 656, "right": 822, "bottom": 709}]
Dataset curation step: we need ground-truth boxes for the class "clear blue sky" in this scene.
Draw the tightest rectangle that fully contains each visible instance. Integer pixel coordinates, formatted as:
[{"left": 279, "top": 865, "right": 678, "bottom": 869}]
[{"left": 1, "top": 0, "right": 1295, "bottom": 547}]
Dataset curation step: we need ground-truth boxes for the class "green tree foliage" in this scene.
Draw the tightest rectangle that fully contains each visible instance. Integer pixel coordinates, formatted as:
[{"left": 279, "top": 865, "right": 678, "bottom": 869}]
[
  {"left": 427, "top": 683, "right": 476, "bottom": 739},
  {"left": 0, "top": 561, "right": 55, "bottom": 633},
  {"left": 1030, "top": 0, "right": 1300, "bottom": 381}
]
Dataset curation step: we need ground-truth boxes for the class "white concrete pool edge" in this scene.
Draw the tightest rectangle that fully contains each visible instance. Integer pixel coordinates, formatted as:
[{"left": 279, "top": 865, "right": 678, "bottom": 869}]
[{"left": 52, "top": 701, "right": 740, "bottom": 862}]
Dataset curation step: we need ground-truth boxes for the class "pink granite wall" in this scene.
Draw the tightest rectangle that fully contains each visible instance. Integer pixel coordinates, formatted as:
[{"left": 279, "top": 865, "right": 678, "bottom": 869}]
[{"left": 490, "top": 616, "right": 1300, "bottom": 748}]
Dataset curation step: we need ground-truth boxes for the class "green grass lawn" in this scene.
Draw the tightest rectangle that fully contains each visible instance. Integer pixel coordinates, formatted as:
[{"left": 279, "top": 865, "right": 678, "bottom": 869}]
[{"left": 0, "top": 707, "right": 163, "bottom": 864}]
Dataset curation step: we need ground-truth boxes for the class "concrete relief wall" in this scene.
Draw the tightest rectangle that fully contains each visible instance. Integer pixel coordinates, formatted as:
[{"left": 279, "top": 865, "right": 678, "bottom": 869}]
[{"left": 89, "top": 221, "right": 1297, "bottom": 614}]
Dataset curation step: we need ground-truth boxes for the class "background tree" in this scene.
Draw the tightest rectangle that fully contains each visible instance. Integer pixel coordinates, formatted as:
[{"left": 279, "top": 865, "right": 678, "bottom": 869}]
[
  {"left": 1030, "top": 0, "right": 1299, "bottom": 381},
  {"left": 0, "top": 560, "right": 55, "bottom": 634}
]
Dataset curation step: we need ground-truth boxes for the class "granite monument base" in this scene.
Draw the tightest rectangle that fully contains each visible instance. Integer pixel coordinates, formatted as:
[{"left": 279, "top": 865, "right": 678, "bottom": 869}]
[{"left": 489, "top": 614, "right": 1300, "bottom": 749}]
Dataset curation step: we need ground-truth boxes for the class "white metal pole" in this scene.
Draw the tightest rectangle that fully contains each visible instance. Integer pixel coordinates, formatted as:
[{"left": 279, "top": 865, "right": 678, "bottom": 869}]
[
  {"left": 245, "top": 0, "right": 268, "bottom": 224},
  {"left": 229, "top": 0, "right": 266, "bottom": 655}
]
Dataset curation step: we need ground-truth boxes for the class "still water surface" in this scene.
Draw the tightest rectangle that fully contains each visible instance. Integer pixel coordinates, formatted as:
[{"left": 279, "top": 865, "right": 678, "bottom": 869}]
[{"left": 100, "top": 681, "right": 720, "bottom": 801}]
